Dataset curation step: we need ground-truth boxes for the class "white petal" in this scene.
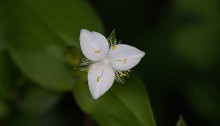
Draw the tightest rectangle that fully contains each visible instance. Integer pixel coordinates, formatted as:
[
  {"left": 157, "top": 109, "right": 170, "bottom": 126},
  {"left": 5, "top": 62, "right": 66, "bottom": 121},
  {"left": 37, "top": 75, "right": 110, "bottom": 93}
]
[
  {"left": 108, "top": 44, "right": 145, "bottom": 71},
  {"left": 88, "top": 62, "right": 115, "bottom": 99},
  {"left": 80, "top": 29, "right": 109, "bottom": 61}
]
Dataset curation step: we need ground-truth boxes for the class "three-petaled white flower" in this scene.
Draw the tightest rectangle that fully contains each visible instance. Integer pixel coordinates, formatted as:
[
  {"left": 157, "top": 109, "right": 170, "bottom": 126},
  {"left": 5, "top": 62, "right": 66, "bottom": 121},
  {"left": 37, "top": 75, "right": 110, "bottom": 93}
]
[{"left": 79, "top": 29, "right": 145, "bottom": 99}]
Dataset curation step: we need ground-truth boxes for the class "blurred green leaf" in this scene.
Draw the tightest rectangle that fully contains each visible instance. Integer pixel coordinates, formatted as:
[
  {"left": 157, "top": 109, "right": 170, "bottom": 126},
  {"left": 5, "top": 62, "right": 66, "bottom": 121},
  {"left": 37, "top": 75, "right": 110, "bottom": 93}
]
[
  {"left": 175, "top": 0, "right": 219, "bottom": 19},
  {"left": 0, "top": 100, "right": 11, "bottom": 119},
  {"left": 184, "top": 81, "right": 220, "bottom": 123},
  {"left": 173, "top": 26, "right": 219, "bottom": 69},
  {"left": 173, "top": 0, "right": 220, "bottom": 69},
  {"left": 0, "top": 52, "right": 16, "bottom": 99},
  {"left": 64, "top": 46, "right": 82, "bottom": 65},
  {"left": 0, "top": 52, "right": 11, "bottom": 98},
  {"left": 107, "top": 29, "right": 116, "bottom": 44},
  {"left": 4, "top": 0, "right": 103, "bottom": 91},
  {"left": 18, "top": 86, "right": 61, "bottom": 116},
  {"left": 6, "top": 97, "right": 81, "bottom": 126},
  {"left": 176, "top": 116, "right": 187, "bottom": 126},
  {"left": 73, "top": 74, "right": 156, "bottom": 126},
  {"left": 72, "top": 70, "right": 87, "bottom": 82},
  {"left": 0, "top": 1, "right": 6, "bottom": 49},
  {"left": 5, "top": 113, "right": 36, "bottom": 126}
]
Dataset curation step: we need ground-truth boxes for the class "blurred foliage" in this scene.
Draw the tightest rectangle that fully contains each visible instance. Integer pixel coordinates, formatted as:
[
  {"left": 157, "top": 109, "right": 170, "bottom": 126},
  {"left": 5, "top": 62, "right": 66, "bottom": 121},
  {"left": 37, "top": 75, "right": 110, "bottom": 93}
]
[
  {"left": 5, "top": 95, "right": 82, "bottom": 126},
  {"left": 1, "top": 0, "right": 105, "bottom": 125},
  {"left": 64, "top": 46, "right": 82, "bottom": 66},
  {"left": 73, "top": 74, "right": 156, "bottom": 126},
  {"left": 3, "top": 0, "right": 103, "bottom": 91},
  {"left": 0, "top": 52, "right": 12, "bottom": 99},
  {"left": 173, "top": 0, "right": 220, "bottom": 69},
  {"left": 18, "top": 86, "right": 61, "bottom": 116},
  {"left": 176, "top": 116, "right": 187, "bottom": 126},
  {"left": 183, "top": 81, "right": 220, "bottom": 125},
  {"left": 0, "top": 100, "right": 11, "bottom": 119},
  {"left": 0, "top": 0, "right": 220, "bottom": 126}
]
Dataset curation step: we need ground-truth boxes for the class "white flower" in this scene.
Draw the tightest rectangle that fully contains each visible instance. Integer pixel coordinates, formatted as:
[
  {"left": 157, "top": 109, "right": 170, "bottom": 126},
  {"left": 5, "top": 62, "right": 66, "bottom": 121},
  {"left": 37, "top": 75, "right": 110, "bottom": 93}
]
[{"left": 79, "top": 29, "right": 145, "bottom": 99}]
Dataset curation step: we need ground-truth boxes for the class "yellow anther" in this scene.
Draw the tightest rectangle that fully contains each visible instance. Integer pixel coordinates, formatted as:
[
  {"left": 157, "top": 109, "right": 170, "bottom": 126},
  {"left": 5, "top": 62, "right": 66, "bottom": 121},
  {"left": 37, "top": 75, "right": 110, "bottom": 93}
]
[
  {"left": 123, "top": 58, "right": 127, "bottom": 64},
  {"left": 87, "top": 66, "right": 91, "bottom": 73},
  {"left": 120, "top": 73, "right": 126, "bottom": 77},
  {"left": 96, "top": 76, "right": 100, "bottom": 82},
  {"left": 112, "top": 45, "right": 117, "bottom": 50},
  {"left": 94, "top": 50, "right": 101, "bottom": 53}
]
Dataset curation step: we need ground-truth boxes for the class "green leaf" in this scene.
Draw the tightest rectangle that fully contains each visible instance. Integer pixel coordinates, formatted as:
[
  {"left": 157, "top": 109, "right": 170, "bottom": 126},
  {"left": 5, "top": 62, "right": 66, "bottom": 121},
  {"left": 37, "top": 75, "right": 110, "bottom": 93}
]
[
  {"left": 4, "top": 0, "right": 103, "bottom": 91},
  {"left": 173, "top": 26, "right": 220, "bottom": 69},
  {"left": 184, "top": 81, "right": 220, "bottom": 122},
  {"left": 0, "top": 1, "right": 6, "bottom": 50},
  {"left": 18, "top": 86, "right": 61, "bottom": 116},
  {"left": 176, "top": 116, "right": 187, "bottom": 126},
  {"left": 0, "top": 52, "right": 17, "bottom": 99},
  {"left": 0, "top": 52, "right": 11, "bottom": 98},
  {"left": 64, "top": 46, "right": 82, "bottom": 66},
  {"left": 175, "top": 0, "right": 219, "bottom": 19},
  {"left": 6, "top": 102, "right": 81, "bottom": 126},
  {"left": 107, "top": 29, "right": 117, "bottom": 44},
  {"left": 0, "top": 100, "right": 11, "bottom": 119},
  {"left": 73, "top": 74, "right": 156, "bottom": 126},
  {"left": 173, "top": 0, "right": 220, "bottom": 69}
]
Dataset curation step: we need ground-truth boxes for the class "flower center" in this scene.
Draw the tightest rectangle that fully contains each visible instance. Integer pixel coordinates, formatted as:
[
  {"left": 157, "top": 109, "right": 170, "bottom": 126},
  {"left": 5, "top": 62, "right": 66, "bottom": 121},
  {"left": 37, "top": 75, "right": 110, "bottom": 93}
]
[{"left": 102, "top": 58, "right": 110, "bottom": 65}]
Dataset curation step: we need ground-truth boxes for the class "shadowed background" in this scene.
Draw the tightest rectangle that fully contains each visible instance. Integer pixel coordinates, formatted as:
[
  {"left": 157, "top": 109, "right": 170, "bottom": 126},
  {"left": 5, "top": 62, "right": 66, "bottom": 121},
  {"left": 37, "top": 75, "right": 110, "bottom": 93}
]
[{"left": 0, "top": 0, "right": 220, "bottom": 126}]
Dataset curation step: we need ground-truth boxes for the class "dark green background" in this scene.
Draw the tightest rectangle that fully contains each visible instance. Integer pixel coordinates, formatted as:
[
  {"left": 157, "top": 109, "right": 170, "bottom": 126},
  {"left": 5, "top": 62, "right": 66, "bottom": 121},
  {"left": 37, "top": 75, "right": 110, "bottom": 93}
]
[{"left": 0, "top": 0, "right": 220, "bottom": 126}]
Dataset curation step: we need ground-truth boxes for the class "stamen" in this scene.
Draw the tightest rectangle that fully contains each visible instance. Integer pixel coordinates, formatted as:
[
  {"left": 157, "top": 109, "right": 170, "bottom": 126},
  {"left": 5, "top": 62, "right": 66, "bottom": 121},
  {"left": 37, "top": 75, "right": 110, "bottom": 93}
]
[
  {"left": 79, "top": 58, "right": 96, "bottom": 72},
  {"left": 120, "top": 73, "right": 126, "bottom": 77},
  {"left": 94, "top": 50, "right": 101, "bottom": 53},
  {"left": 112, "top": 45, "right": 117, "bottom": 50},
  {"left": 124, "top": 58, "right": 127, "bottom": 64},
  {"left": 113, "top": 68, "right": 130, "bottom": 83},
  {"left": 87, "top": 66, "right": 91, "bottom": 73},
  {"left": 96, "top": 76, "right": 100, "bottom": 83}
]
